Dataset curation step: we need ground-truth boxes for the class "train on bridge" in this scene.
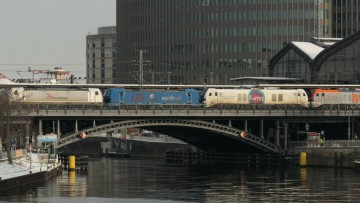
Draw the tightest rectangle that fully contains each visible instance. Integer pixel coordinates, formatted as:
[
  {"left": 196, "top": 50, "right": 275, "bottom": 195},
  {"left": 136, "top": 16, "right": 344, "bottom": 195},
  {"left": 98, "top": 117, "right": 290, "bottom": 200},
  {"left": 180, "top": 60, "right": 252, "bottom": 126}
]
[{"left": 7, "top": 86, "right": 360, "bottom": 108}]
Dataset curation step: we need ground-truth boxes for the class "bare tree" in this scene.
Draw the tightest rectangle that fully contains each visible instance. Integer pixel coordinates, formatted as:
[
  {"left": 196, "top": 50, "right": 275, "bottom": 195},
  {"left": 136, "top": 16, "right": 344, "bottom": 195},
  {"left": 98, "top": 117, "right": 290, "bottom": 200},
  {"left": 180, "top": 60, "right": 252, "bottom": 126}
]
[{"left": 0, "top": 88, "right": 35, "bottom": 164}]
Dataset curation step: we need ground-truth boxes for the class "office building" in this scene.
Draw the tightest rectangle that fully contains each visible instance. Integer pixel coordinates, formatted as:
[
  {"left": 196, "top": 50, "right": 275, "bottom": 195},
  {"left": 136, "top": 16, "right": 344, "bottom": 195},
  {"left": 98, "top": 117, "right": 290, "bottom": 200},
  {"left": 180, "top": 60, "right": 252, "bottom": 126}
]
[
  {"left": 86, "top": 26, "right": 117, "bottom": 84},
  {"left": 116, "top": 1, "right": 355, "bottom": 85},
  {"left": 331, "top": 0, "right": 360, "bottom": 38}
]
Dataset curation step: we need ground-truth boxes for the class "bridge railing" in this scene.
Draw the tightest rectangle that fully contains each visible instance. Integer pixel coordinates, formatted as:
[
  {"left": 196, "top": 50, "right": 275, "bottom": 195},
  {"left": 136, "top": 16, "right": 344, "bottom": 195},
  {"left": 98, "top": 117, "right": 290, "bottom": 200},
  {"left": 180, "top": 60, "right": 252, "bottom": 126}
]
[
  {"left": 289, "top": 140, "right": 360, "bottom": 148},
  {"left": 31, "top": 103, "right": 360, "bottom": 111}
]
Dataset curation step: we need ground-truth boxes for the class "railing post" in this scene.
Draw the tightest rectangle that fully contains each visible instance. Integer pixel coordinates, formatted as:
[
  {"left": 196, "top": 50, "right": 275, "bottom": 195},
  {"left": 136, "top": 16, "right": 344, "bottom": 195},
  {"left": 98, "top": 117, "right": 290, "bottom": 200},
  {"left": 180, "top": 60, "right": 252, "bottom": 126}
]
[
  {"left": 268, "top": 105, "right": 271, "bottom": 115},
  {"left": 330, "top": 104, "right": 332, "bottom": 115}
]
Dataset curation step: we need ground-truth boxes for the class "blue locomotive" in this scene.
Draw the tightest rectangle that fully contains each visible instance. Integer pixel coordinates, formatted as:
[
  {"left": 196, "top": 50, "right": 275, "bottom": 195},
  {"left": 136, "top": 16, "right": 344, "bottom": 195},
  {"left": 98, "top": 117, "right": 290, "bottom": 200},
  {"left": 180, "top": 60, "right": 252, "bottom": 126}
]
[{"left": 103, "top": 88, "right": 201, "bottom": 106}]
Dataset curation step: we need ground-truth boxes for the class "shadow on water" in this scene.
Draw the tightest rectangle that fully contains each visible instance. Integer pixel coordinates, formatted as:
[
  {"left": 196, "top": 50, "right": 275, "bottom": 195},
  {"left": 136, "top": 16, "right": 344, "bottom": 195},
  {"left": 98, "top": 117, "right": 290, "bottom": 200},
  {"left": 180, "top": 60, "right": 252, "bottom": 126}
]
[{"left": 1, "top": 158, "right": 360, "bottom": 202}]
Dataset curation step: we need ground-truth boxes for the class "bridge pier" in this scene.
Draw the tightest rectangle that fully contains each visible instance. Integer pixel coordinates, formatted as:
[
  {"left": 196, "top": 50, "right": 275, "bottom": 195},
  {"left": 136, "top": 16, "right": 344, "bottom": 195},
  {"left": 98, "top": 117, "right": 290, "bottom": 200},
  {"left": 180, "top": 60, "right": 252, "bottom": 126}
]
[
  {"left": 275, "top": 120, "right": 280, "bottom": 146},
  {"left": 284, "top": 122, "right": 288, "bottom": 152},
  {"left": 38, "top": 119, "right": 43, "bottom": 136},
  {"left": 57, "top": 120, "right": 61, "bottom": 139},
  {"left": 75, "top": 120, "right": 78, "bottom": 133},
  {"left": 260, "top": 120, "right": 264, "bottom": 139}
]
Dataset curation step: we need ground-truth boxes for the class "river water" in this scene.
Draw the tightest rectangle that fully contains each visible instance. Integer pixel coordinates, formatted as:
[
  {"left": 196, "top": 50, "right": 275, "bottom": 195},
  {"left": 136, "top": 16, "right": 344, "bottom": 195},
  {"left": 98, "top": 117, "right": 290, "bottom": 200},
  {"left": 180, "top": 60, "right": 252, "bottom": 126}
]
[{"left": 1, "top": 157, "right": 360, "bottom": 202}]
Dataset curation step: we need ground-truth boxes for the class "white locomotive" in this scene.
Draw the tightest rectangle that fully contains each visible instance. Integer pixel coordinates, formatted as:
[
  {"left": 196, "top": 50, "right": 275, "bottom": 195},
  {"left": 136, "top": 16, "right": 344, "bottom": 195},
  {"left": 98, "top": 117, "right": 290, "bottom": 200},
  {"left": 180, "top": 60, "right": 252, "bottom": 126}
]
[
  {"left": 311, "top": 89, "right": 360, "bottom": 107},
  {"left": 10, "top": 87, "right": 103, "bottom": 104},
  {"left": 203, "top": 88, "right": 309, "bottom": 107}
]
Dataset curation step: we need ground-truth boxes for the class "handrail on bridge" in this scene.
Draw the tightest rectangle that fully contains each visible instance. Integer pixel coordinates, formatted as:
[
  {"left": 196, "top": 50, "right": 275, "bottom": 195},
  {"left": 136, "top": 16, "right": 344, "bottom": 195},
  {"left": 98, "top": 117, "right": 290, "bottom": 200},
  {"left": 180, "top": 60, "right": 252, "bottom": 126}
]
[{"left": 289, "top": 140, "right": 360, "bottom": 148}]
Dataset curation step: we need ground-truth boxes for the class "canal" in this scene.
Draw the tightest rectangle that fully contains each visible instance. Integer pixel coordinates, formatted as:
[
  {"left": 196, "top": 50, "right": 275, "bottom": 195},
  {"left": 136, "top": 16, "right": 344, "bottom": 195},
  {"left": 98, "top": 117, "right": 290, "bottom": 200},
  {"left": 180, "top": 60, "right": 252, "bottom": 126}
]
[{"left": 1, "top": 157, "right": 360, "bottom": 202}]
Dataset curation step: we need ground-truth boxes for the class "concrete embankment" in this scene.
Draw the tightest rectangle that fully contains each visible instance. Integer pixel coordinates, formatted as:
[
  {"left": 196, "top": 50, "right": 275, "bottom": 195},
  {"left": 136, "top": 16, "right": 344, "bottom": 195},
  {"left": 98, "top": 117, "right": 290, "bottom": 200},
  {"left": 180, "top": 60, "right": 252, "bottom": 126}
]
[
  {"left": 294, "top": 147, "right": 360, "bottom": 168},
  {"left": 61, "top": 136, "right": 193, "bottom": 158}
]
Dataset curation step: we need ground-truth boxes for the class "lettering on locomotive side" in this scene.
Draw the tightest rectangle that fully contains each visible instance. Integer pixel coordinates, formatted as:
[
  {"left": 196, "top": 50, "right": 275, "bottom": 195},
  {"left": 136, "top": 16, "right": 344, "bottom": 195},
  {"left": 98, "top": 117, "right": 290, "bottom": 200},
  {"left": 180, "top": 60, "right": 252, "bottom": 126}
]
[
  {"left": 161, "top": 96, "right": 181, "bottom": 101},
  {"left": 46, "top": 93, "right": 68, "bottom": 100},
  {"left": 352, "top": 93, "right": 360, "bottom": 103},
  {"left": 248, "top": 90, "right": 265, "bottom": 104}
]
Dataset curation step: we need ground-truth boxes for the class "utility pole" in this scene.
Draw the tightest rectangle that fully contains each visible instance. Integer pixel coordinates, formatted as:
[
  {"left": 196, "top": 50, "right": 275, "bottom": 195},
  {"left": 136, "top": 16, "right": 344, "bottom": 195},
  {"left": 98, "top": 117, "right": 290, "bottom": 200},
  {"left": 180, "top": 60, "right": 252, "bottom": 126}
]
[
  {"left": 131, "top": 49, "right": 150, "bottom": 89},
  {"left": 16, "top": 67, "right": 48, "bottom": 82},
  {"left": 139, "top": 50, "right": 144, "bottom": 89}
]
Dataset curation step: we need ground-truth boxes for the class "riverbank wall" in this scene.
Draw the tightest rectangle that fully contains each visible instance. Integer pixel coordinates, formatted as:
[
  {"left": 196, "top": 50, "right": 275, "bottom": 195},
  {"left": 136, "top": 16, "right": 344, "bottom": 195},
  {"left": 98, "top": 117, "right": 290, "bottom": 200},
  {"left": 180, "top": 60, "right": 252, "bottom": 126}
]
[
  {"left": 126, "top": 139, "right": 193, "bottom": 158},
  {"left": 60, "top": 136, "right": 193, "bottom": 158},
  {"left": 294, "top": 147, "right": 360, "bottom": 168}
]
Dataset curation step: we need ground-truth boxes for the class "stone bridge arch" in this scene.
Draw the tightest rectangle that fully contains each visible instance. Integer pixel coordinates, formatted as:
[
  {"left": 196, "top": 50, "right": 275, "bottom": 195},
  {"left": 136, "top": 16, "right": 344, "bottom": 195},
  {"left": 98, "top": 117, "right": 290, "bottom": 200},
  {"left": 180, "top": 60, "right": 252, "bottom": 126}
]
[{"left": 56, "top": 119, "right": 280, "bottom": 153}]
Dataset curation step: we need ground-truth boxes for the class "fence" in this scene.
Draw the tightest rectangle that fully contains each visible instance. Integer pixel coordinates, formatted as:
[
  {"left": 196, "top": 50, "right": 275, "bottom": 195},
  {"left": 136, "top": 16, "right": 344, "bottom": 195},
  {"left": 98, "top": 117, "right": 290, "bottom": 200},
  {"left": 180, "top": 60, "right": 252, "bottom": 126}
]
[{"left": 289, "top": 140, "right": 360, "bottom": 148}]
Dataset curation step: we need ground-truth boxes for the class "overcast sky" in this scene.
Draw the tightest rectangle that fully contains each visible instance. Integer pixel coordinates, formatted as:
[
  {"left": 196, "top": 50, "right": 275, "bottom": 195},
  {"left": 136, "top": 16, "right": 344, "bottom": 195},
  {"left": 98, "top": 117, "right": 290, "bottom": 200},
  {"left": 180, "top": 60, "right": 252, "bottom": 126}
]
[{"left": 0, "top": 0, "right": 115, "bottom": 79}]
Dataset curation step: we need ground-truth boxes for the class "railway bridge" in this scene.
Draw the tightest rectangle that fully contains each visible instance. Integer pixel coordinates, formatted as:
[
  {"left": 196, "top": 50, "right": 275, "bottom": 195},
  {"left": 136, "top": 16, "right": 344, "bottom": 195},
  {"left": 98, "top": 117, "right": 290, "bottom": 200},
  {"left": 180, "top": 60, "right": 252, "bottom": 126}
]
[{"left": 29, "top": 104, "right": 360, "bottom": 154}]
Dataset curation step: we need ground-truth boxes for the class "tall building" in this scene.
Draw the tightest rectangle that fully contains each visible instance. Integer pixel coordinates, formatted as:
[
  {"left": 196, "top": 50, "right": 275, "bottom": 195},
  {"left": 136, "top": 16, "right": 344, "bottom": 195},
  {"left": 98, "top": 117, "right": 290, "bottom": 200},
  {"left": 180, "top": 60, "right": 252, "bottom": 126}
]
[
  {"left": 116, "top": 1, "right": 349, "bottom": 85},
  {"left": 86, "top": 26, "right": 117, "bottom": 84},
  {"left": 331, "top": 0, "right": 360, "bottom": 38}
]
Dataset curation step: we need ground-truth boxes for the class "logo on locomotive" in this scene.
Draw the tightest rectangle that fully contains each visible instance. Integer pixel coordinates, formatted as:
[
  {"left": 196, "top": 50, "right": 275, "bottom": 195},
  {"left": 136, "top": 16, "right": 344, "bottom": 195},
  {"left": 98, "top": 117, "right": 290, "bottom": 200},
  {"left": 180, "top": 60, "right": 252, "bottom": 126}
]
[
  {"left": 131, "top": 94, "right": 144, "bottom": 102},
  {"left": 46, "top": 93, "right": 68, "bottom": 100},
  {"left": 248, "top": 90, "right": 265, "bottom": 104},
  {"left": 149, "top": 93, "right": 156, "bottom": 102}
]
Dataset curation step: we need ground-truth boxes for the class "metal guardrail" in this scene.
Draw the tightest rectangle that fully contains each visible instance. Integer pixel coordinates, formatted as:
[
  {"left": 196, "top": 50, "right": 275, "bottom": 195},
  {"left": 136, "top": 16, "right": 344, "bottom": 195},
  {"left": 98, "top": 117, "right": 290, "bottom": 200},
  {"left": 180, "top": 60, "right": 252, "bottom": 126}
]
[
  {"left": 26, "top": 103, "right": 360, "bottom": 118},
  {"left": 30, "top": 103, "right": 360, "bottom": 111},
  {"left": 289, "top": 140, "right": 360, "bottom": 148}
]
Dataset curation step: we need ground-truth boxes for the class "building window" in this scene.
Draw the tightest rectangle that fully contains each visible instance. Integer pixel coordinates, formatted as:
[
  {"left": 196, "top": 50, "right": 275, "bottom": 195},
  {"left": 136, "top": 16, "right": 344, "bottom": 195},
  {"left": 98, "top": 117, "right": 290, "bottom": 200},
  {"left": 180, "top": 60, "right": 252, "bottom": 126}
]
[
  {"left": 101, "top": 49, "right": 105, "bottom": 58},
  {"left": 101, "top": 59, "right": 105, "bottom": 68},
  {"left": 101, "top": 38, "right": 105, "bottom": 47}
]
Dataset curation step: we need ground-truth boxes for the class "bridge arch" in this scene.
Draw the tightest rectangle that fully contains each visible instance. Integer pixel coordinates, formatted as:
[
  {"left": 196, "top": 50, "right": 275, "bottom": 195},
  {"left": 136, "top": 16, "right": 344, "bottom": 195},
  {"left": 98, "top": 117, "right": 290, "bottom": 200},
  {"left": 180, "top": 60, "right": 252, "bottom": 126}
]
[{"left": 56, "top": 119, "right": 280, "bottom": 153}]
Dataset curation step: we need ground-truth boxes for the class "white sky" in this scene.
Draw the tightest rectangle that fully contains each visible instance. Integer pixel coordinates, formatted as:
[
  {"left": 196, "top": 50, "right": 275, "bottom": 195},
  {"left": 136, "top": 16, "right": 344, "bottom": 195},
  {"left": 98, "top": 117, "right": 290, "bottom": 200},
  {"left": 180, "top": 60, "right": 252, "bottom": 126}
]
[{"left": 0, "top": 0, "right": 116, "bottom": 79}]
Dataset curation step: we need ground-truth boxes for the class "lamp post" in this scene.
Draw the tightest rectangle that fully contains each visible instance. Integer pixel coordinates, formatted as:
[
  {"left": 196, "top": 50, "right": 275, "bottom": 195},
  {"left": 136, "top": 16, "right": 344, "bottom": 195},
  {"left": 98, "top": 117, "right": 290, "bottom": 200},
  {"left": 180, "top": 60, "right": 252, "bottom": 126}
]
[
  {"left": 210, "top": 72, "right": 213, "bottom": 85},
  {"left": 25, "top": 135, "right": 32, "bottom": 173}
]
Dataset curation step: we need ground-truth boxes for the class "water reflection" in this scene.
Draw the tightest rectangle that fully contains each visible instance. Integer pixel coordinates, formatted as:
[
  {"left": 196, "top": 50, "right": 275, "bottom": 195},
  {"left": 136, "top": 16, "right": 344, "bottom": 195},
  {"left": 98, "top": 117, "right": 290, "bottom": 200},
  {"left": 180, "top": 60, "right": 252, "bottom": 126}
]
[{"left": 1, "top": 158, "right": 360, "bottom": 202}]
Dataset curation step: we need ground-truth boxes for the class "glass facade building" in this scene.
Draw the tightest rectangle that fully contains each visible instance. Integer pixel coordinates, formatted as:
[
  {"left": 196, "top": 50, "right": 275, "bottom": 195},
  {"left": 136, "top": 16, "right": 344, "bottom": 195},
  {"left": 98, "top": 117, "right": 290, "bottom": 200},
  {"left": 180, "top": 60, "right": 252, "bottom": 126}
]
[
  {"left": 86, "top": 26, "right": 117, "bottom": 84},
  {"left": 116, "top": 1, "right": 331, "bottom": 85},
  {"left": 332, "top": 0, "right": 360, "bottom": 38},
  {"left": 314, "top": 31, "right": 360, "bottom": 84},
  {"left": 270, "top": 30, "right": 360, "bottom": 84},
  {"left": 269, "top": 42, "right": 321, "bottom": 83}
]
